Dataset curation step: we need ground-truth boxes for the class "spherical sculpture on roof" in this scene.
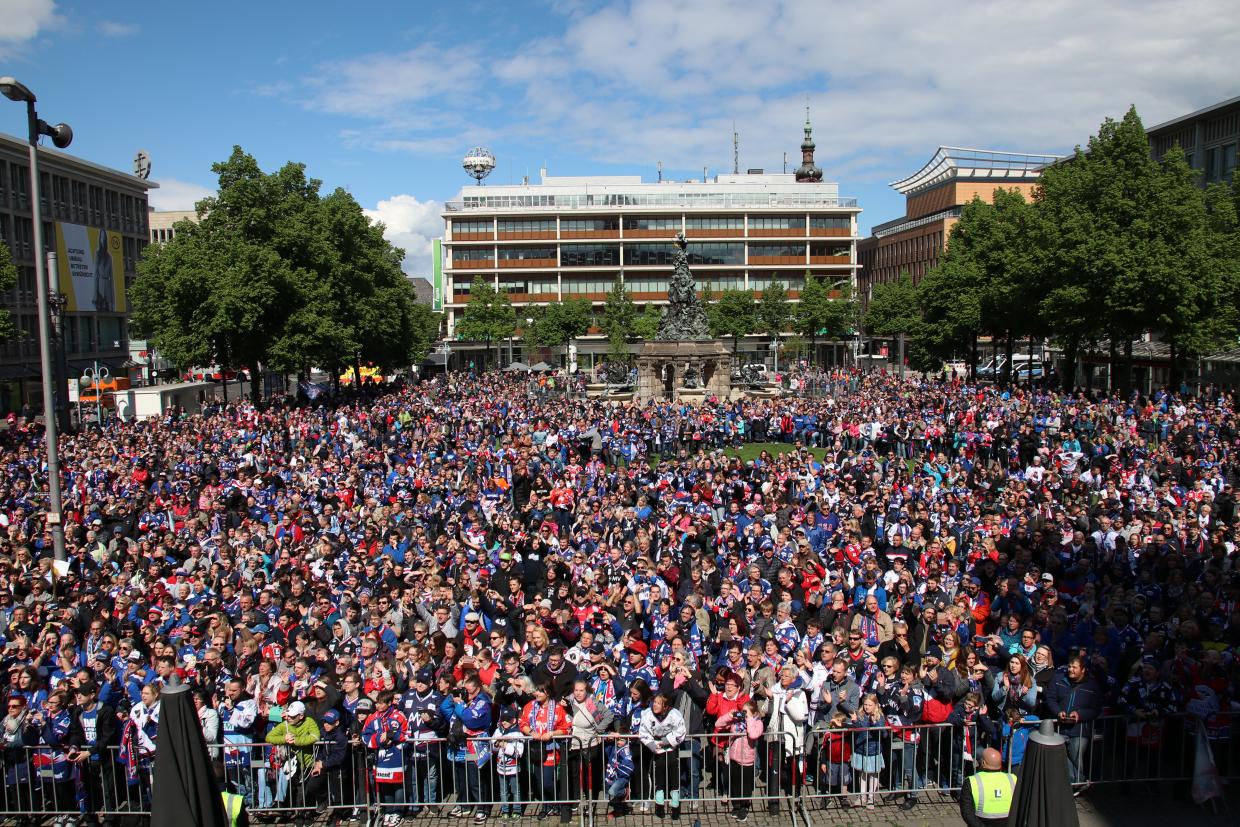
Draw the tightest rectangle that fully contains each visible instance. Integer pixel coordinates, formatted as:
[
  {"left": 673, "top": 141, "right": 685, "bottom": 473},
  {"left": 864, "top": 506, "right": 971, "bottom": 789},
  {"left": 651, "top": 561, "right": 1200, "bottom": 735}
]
[{"left": 463, "top": 147, "right": 496, "bottom": 185}]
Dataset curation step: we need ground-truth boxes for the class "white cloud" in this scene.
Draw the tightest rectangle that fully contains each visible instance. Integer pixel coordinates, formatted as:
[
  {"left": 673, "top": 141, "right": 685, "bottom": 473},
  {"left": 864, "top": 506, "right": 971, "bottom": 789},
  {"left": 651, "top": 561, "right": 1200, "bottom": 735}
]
[
  {"left": 363, "top": 194, "right": 442, "bottom": 275},
  {"left": 148, "top": 178, "right": 215, "bottom": 212},
  {"left": 0, "top": 0, "right": 60, "bottom": 55},
  {"left": 282, "top": 0, "right": 1240, "bottom": 193},
  {"left": 99, "top": 21, "right": 137, "bottom": 37},
  {"left": 509, "top": 0, "right": 1240, "bottom": 177},
  {"left": 307, "top": 45, "right": 481, "bottom": 119}
]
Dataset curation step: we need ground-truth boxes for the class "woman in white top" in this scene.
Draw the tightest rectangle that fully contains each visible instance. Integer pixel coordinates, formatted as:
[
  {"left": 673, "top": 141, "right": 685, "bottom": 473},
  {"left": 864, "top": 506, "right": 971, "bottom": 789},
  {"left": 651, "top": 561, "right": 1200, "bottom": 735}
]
[{"left": 638, "top": 693, "right": 686, "bottom": 818}]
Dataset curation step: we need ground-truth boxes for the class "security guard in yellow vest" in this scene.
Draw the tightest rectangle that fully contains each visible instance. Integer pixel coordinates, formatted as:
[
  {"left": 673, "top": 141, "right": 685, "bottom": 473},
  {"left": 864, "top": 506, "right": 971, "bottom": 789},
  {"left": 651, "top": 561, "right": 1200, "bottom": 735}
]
[
  {"left": 960, "top": 748, "right": 1017, "bottom": 827},
  {"left": 215, "top": 761, "right": 250, "bottom": 827},
  {"left": 221, "top": 790, "right": 248, "bottom": 827}
]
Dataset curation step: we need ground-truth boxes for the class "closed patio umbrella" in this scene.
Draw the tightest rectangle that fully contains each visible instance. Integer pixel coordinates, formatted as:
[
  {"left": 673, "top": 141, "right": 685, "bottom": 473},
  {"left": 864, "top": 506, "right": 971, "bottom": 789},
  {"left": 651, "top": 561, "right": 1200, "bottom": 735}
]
[
  {"left": 1010, "top": 720, "right": 1078, "bottom": 827},
  {"left": 151, "top": 682, "right": 229, "bottom": 827}
]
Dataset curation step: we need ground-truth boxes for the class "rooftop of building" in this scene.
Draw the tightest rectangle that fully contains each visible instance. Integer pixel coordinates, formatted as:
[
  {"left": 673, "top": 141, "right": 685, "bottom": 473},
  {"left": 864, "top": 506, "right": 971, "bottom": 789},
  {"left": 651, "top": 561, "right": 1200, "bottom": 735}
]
[
  {"left": 1146, "top": 93, "right": 1240, "bottom": 136},
  {"left": 0, "top": 131, "right": 159, "bottom": 192},
  {"left": 889, "top": 146, "right": 1059, "bottom": 196},
  {"left": 444, "top": 170, "right": 857, "bottom": 213}
]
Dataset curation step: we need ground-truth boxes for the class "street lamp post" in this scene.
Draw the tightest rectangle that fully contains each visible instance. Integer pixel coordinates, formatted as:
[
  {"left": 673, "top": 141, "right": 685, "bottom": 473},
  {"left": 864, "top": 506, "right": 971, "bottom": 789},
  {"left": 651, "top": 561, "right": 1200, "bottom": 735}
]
[
  {"left": 1, "top": 77, "right": 72, "bottom": 563},
  {"left": 82, "top": 361, "right": 110, "bottom": 427}
]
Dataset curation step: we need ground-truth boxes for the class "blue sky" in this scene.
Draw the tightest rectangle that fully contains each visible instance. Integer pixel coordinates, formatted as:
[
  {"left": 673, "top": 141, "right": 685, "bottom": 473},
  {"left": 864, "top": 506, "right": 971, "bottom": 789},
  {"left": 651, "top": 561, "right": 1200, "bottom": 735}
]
[{"left": 3, "top": 0, "right": 1237, "bottom": 278}]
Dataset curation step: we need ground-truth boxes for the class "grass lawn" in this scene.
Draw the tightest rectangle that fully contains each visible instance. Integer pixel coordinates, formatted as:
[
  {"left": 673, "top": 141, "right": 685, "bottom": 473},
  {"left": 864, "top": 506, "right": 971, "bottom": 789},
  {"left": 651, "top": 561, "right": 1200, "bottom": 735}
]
[{"left": 720, "top": 442, "right": 829, "bottom": 463}]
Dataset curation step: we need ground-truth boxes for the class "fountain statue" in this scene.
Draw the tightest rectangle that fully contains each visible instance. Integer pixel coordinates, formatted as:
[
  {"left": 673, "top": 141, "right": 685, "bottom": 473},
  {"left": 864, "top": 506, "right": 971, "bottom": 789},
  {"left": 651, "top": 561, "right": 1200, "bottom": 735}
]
[{"left": 657, "top": 232, "right": 713, "bottom": 340}]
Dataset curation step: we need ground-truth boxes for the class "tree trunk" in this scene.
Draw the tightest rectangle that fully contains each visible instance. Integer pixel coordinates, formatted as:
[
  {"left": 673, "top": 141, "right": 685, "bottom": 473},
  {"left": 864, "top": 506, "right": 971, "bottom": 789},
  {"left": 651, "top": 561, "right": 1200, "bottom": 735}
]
[
  {"left": 1116, "top": 337, "right": 1125, "bottom": 394},
  {"left": 969, "top": 335, "right": 979, "bottom": 380},
  {"left": 249, "top": 367, "right": 262, "bottom": 404},
  {"left": 353, "top": 355, "right": 363, "bottom": 387},
  {"left": 1123, "top": 339, "right": 1134, "bottom": 396},
  {"left": 1062, "top": 336, "right": 1079, "bottom": 393},
  {"left": 1003, "top": 331, "right": 1014, "bottom": 384},
  {"left": 1168, "top": 340, "right": 1180, "bottom": 392},
  {"left": 221, "top": 372, "right": 228, "bottom": 403}
]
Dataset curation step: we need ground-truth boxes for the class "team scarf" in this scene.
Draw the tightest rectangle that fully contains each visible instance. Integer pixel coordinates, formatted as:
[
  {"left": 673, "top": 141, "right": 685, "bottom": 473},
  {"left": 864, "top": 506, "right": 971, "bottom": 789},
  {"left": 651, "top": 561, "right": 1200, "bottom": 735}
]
[{"left": 119, "top": 720, "right": 140, "bottom": 785}]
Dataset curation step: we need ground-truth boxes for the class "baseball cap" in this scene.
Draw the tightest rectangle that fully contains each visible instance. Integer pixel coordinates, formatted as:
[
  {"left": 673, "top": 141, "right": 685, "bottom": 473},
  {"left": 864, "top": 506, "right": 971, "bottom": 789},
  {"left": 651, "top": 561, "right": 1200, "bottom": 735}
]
[
  {"left": 415, "top": 668, "right": 434, "bottom": 684},
  {"left": 924, "top": 645, "right": 945, "bottom": 661},
  {"left": 286, "top": 701, "right": 306, "bottom": 718},
  {"left": 1041, "top": 573, "right": 1055, "bottom": 583},
  {"left": 321, "top": 709, "right": 340, "bottom": 725}
]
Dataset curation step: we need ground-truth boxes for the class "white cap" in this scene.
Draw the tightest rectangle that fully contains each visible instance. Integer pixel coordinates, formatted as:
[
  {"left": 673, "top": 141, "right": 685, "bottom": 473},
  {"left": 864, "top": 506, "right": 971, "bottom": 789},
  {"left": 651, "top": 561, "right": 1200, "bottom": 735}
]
[{"left": 285, "top": 701, "right": 307, "bottom": 718}]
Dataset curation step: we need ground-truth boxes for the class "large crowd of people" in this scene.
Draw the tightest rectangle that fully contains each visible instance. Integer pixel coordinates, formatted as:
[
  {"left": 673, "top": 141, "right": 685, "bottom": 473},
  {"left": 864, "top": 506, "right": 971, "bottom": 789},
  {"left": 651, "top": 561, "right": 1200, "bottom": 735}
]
[{"left": 1, "top": 369, "right": 1237, "bottom": 826}]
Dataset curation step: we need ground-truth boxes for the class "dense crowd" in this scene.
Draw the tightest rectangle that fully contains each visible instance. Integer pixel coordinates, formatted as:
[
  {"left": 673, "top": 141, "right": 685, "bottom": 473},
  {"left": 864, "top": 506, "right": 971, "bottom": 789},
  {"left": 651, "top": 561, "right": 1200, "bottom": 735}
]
[{"left": 0, "top": 370, "right": 1237, "bottom": 826}]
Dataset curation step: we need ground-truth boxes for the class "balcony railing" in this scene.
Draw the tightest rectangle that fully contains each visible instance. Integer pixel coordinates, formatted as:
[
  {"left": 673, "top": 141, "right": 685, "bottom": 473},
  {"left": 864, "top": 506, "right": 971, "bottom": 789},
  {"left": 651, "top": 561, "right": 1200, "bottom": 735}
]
[{"left": 446, "top": 192, "right": 859, "bottom": 211}]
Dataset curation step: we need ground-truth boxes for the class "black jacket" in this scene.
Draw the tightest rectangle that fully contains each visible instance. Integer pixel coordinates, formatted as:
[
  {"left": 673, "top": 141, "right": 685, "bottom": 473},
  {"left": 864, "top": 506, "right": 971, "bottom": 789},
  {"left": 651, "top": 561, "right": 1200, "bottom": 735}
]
[{"left": 69, "top": 703, "right": 119, "bottom": 761}]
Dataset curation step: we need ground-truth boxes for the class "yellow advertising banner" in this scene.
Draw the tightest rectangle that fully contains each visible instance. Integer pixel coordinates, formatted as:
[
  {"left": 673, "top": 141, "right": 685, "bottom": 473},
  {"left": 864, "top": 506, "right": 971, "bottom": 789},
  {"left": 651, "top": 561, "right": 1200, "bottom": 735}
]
[{"left": 53, "top": 222, "right": 126, "bottom": 312}]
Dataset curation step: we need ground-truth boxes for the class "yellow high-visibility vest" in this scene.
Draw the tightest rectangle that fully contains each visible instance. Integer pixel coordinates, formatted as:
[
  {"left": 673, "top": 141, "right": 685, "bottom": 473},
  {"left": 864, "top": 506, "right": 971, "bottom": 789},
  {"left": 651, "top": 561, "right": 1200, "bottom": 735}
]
[
  {"left": 221, "top": 791, "right": 245, "bottom": 827},
  {"left": 968, "top": 771, "right": 1017, "bottom": 819}
]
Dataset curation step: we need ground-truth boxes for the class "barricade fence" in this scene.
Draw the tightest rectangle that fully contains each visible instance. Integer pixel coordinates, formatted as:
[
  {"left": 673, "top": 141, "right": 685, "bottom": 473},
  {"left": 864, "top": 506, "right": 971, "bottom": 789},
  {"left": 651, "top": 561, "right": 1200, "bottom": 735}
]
[{"left": 0, "top": 712, "right": 1234, "bottom": 822}]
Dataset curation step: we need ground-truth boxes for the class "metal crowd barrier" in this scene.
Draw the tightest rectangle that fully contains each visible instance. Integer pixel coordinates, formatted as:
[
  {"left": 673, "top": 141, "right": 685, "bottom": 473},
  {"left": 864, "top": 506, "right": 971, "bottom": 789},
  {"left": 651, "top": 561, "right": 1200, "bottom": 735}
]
[{"left": 0, "top": 712, "right": 1235, "bottom": 822}]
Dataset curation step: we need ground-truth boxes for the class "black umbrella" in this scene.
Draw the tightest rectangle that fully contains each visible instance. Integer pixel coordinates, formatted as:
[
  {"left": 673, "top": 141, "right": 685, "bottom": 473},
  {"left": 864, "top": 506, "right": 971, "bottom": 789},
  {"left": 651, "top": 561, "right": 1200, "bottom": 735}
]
[
  {"left": 151, "top": 682, "right": 229, "bottom": 827},
  {"left": 1010, "top": 720, "right": 1079, "bottom": 827}
]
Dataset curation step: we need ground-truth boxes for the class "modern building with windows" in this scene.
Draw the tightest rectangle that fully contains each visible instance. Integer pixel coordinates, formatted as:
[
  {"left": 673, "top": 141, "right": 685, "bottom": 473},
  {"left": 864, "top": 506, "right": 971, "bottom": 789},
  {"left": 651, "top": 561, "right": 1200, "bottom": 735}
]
[
  {"left": 148, "top": 208, "right": 197, "bottom": 244},
  {"left": 439, "top": 121, "right": 861, "bottom": 367},
  {"left": 1147, "top": 93, "right": 1239, "bottom": 187},
  {"left": 857, "top": 147, "right": 1056, "bottom": 300},
  {"left": 0, "top": 132, "right": 156, "bottom": 414}
]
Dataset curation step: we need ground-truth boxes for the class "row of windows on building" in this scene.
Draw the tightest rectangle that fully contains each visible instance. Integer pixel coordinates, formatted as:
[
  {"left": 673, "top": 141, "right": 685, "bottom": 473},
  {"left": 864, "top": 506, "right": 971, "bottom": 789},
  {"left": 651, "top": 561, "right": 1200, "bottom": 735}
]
[
  {"left": 1, "top": 214, "right": 144, "bottom": 284},
  {"left": 871, "top": 230, "right": 944, "bottom": 270},
  {"left": 0, "top": 312, "right": 126, "bottom": 360},
  {"left": 0, "top": 161, "right": 148, "bottom": 237},
  {"left": 450, "top": 215, "right": 852, "bottom": 235},
  {"left": 1204, "top": 143, "right": 1239, "bottom": 184},
  {"left": 452, "top": 242, "right": 852, "bottom": 266},
  {"left": 452, "top": 272, "right": 823, "bottom": 300}
]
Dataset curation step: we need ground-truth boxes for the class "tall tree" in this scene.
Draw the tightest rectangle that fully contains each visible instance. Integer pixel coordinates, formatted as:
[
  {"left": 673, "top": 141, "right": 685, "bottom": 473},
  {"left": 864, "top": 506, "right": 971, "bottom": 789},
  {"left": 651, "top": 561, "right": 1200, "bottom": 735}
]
[
  {"left": 709, "top": 288, "right": 757, "bottom": 354},
  {"left": 601, "top": 277, "right": 637, "bottom": 341},
  {"left": 865, "top": 272, "right": 919, "bottom": 338},
  {"left": 455, "top": 277, "right": 515, "bottom": 369},
  {"left": 632, "top": 304, "right": 662, "bottom": 340},
  {"left": 1035, "top": 107, "right": 1210, "bottom": 391},
  {"left": 530, "top": 297, "right": 594, "bottom": 351},
  {"left": 757, "top": 281, "right": 791, "bottom": 339},
  {"left": 133, "top": 146, "right": 417, "bottom": 400},
  {"left": 795, "top": 274, "right": 856, "bottom": 364},
  {"left": 0, "top": 243, "right": 18, "bottom": 340}
]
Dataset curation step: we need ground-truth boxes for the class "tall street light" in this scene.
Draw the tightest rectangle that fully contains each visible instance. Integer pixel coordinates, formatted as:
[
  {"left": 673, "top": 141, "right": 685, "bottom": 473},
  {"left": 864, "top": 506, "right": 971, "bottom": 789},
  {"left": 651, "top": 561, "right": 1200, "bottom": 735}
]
[{"left": 1, "top": 76, "right": 72, "bottom": 562}]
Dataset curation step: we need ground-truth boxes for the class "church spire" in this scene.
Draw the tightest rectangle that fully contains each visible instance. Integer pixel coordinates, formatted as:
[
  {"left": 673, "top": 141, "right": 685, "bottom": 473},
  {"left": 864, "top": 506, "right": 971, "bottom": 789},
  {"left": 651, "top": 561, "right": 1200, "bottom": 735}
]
[{"left": 795, "top": 104, "right": 822, "bottom": 183}]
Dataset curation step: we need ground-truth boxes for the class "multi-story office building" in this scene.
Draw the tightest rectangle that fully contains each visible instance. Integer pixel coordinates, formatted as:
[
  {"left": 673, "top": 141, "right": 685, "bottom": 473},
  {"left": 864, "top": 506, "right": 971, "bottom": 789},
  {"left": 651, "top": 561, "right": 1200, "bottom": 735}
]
[
  {"left": 439, "top": 123, "right": 860, "bottom": 367},
  {"left": 148, "top": 208, "right": 197, "bottom": 244},
  {"left": 0, "top": 132, "right": 156, "bottom": 414},
  {"left": 857, "top": 147, "right": 1056, "bottom": 299},
  {"left": 1147, "top": 94, "right": 1239, "bottom": 187}
]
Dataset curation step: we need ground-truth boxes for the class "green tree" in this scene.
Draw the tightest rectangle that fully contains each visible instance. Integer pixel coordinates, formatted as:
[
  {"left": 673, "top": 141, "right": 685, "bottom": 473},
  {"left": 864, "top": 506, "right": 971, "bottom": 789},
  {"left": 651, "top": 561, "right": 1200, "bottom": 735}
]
[
  {"left": 530, "top": 297, "right": 594, "bottom": 350},
  {"left": 865, "top": 272, "right": 919, "bottom": 337},
  {"left": 709, "top": 288, "right": 757, "bottom": 354},
  {"left": 455, "top": 277, "right": 515, "bottom": 369},
  {"left": 132, "top": 146, "right": 419, "bottom": 400},
  {"left": 757, "top": 281, "right": 791, "bottom": 338},
  {"left": 0, "top": 243, "right": 18, "bottom": 340},
  {"left": 317, "top": 188, "right": 432, "bottom": 376},
  {"left": 601, "top": 277, "right": 637, "bottom": 341},
  {"left": 1034, "top": 107, "right": 1235, "bottom": 391},
  {"left": 795, "top": 274, "right": 856, "bottom": 364},
  {"left": 632, "top": 304, "right": 662, "bottom": 340}
]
